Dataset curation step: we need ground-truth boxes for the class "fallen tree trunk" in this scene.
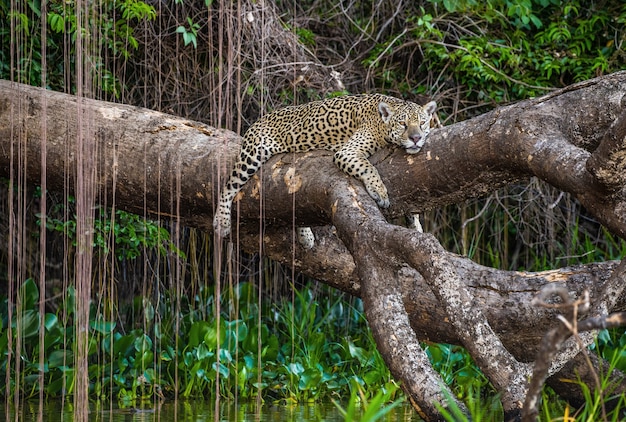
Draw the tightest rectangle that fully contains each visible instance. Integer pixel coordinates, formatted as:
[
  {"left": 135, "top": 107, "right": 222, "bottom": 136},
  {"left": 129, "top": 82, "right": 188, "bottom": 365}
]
[{"left": 1, "top": 73, "right": 625, "bottom": 419}]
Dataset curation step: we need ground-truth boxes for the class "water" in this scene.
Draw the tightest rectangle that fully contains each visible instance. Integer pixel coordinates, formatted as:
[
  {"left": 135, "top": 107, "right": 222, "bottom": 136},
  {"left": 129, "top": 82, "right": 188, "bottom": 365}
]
[{"left": 3, "top": 399, "right": 424, "bottom": 421}]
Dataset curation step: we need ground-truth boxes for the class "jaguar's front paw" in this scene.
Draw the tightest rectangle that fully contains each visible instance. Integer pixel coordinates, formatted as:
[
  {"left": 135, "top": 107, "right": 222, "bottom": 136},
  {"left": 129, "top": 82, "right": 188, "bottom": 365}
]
[{"left": 366, "top": 185, "right": 390, "bottom": 209}]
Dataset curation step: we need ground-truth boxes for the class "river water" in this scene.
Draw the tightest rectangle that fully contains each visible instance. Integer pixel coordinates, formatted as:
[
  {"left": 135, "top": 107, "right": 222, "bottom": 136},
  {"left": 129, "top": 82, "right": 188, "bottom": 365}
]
[{"left": 3, "top": 399, "right": 424, "bottom": 421}]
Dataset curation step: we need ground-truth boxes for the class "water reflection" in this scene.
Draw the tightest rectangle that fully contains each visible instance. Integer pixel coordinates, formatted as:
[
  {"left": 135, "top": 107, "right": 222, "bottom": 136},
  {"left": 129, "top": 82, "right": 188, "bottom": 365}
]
[{"left": 6, "top": 399, "right": 423, "bottom": 421}]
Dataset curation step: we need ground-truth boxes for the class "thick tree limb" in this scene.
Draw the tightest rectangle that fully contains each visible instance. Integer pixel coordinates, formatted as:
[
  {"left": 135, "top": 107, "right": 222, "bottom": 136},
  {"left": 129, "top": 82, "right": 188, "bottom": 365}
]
[
  {"left": 1, "top": 75, "right": 623, "bottom": 238},
  {"left": 1, "top": 73, "right": 626, "bottom": 419}
]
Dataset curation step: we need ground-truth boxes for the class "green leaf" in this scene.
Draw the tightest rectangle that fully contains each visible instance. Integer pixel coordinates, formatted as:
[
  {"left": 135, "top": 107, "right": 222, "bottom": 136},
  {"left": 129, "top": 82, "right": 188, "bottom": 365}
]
[
  {"left": 442, "top": 0, "right": 458, "bottom": 13},
  {"left": 43, "top": 313, "right": 58, "bottom": 331},
  {"left": 298, "top": 367, "right": 322, "bottom": 390},
  {"left": 46, "top": 377, "right": 66, "bottom": 395},
  {"left": 48, "top": 349, "right": 73, "bottom": 369},
  {"left": 113, "top": 333, "right": 136, "bottom": 355},
  {"left": 134, "top": 334, "right": 153, "bottom": 354},
  {"left": 194, "top": 343, "right": 213, "bottom": 360},
  {"left": 287, "top": 362, "right": 304, "bottom": 376},
  {"left": 20, "top": 279, "right": 39, "bottom": 310},
  {"left": 243, "top": 354, "right": 256, "bottom": 370},
  {"left": 226, "top": 320, "right": 248, "bottom": 343},
  {"left": 204, "top": 320, "right": 226, "bottom": 349},
  {"left": 530, "top": 14, "right": 542, "bottom": 29},
  {"left": 17, "top": 309, "right": 40, "bottom": 339},
  {"left": 90, "top": 318, "right": 116, "bottom": 334},
  {"left": 348, "top": 340, "right": 368, "bottom": 365},
  {"left": 188, "top": 321, "right": 210, "bottom": 347},
  {"left": 48, "top": 13, "right": 65, "bottom": 33},
  {"left": 213, "top": 361, "right": 229, "bottom": 378}
]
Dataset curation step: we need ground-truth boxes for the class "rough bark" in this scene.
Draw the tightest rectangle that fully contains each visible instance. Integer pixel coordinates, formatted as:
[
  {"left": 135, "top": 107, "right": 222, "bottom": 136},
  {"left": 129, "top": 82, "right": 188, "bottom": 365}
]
[{"left": 1, "top": 73, "right": 626, "bottom": 419}]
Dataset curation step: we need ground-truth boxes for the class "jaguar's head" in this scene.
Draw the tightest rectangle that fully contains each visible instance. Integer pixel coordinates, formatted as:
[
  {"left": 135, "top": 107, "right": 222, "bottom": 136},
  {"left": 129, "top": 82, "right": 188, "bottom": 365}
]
[{"left": 379, "top": 100, "right": 437, "bottom": 154}]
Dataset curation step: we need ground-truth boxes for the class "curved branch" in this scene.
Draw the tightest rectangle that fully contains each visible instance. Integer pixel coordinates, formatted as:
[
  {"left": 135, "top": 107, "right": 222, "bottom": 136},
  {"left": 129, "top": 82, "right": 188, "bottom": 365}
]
[
  {"left": 327, "top": 176, "right": 529, "bottom": 415},
  {"left": 398, "top": 232, "right": 531, "bottom": 416},
  {"left": 327, "top": 179, "right": 468, "bottom": 419}
]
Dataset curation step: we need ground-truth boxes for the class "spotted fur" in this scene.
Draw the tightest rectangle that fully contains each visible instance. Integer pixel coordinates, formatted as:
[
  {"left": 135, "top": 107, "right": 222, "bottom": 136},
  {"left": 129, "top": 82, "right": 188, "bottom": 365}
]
[{"left": 213, "top": 94, "right": 437, "bottom": 245}]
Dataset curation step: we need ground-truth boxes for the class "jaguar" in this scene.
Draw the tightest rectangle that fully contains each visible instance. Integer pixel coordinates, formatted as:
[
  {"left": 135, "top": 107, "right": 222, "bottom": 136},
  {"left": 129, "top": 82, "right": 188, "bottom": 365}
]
[{"left": 213, "top": 94, "right": 437, "bottom": 247}]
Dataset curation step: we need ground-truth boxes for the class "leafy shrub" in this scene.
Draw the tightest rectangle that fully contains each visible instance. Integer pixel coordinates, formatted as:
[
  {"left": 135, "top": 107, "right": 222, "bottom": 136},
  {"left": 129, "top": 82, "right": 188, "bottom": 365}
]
[
  {"left": 362, "top": 0, "right": 626, "bottom": 114},
  {"left": 38, "top": 193, "right": 183, "bottom": 262}
]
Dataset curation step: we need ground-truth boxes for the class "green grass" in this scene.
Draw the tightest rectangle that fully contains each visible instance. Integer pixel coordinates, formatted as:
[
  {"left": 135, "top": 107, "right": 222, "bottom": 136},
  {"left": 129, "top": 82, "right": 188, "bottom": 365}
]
[{"left": 332, "top": 379, "right": 404, "bottom": 422}]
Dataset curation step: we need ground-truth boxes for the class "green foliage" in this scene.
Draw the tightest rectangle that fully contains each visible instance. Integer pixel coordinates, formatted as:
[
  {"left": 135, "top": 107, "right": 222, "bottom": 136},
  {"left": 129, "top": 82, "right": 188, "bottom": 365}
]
[
  {"left": 176, "top": 17, "right": 200, "bottom": 49},
  {"left": 422, "top": 313, "right": 626, "bottom": 420},
  {"left": 39, "top": 197, "right": 184, "bottom": 261},
  {"left": 0, "top": 0, "right": 156, "bottom": 94},
  {"left": 432, "top": 338, "right": 626, "bottom": 421},
  {"left": 427, "top": 342, "right": 503, "bottom": 419},
  {"left": 536, "top": 337, "right": 626, "bottom": 421},
  {"left": 0, "top": 280, "right": 390, "bottom": 404},
  {"left": 362, "top": 0, "right": 626, "bottom": 111},
  {"left": 267, "top": 287, "right": 392, "bottom": 403},
  {"left": 592, "top": 329, "right": 626, "bottom": 375},
  {"left": 332, "top": 379, "right": 404, "bottom": 422},
  {"left": 436, "top": 385, "right": 502, "bottom": 422},
  {"left": 0, "top": 280, "right": 76, "bottom": 397},
  {"left": 427, "top": 343, "right": 490, "bottom": 393}
]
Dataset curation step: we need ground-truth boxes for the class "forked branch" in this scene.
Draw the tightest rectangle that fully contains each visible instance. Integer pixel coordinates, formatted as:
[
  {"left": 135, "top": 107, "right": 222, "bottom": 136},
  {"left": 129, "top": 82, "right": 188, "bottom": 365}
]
[
  {"left": 327, "top": 178, "right": 468, "bottom": 419},
  {"left": 328, "top": 177, "right": 530, "bottom": 418}
]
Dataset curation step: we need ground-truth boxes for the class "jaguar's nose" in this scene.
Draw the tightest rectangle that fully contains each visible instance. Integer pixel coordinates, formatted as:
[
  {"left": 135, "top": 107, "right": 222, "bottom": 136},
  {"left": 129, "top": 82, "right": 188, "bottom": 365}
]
[{"left": 409, "top": 133, "right": 423, "bottom": 145}]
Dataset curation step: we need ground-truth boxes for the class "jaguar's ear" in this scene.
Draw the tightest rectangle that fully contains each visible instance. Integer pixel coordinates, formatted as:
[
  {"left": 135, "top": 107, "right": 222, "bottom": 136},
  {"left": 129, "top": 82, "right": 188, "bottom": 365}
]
[
  {"left": 424, "top": 100, "right": 437, "bottom": 116},
  {"left": 378, "top": 102, "right": 394, "bottom": 124}
]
